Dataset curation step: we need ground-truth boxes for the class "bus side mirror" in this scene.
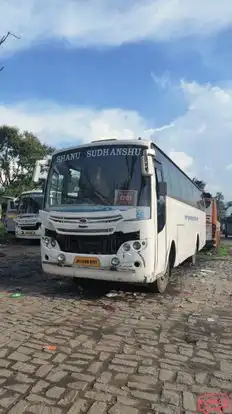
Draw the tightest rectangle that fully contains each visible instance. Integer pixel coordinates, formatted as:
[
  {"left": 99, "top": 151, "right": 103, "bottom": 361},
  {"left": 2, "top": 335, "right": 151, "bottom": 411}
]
[
  {"left": 141, "top": 151, "right": 153, "bottom": 176},
  {"left": 159, "top": 181, "right": 167, "bottom": 196}
]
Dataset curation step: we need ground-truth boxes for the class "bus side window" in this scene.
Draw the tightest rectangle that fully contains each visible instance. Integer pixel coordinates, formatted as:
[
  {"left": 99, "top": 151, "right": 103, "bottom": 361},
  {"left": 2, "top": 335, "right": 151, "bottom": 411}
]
[
  {"left": 155, "top": 167, "right": 166, "bottom": 233},
  {"left": 9, "top": 201, "right": 15, "bottom": 210},
  {"left": 156, "top": 169, "right": 162, "bottom": 197}
]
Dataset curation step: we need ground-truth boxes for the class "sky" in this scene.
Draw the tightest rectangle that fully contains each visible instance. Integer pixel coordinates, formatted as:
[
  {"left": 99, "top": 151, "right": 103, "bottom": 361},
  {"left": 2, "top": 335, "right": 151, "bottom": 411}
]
[{"left": 1, "top": 0, "right": 232, "bottom": 199}]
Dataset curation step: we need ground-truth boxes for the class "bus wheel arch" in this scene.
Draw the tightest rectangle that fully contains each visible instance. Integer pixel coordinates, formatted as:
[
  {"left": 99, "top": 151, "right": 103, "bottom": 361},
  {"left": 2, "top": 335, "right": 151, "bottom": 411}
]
[
  {"left": 191, "top": 235, "right": 199, "bottom": 266},
  {"left": 149, "top": 241, "right": 176, "bottom": 294},
  {"left": 169, "top": 241, "right": 176, "bottom": 269}
]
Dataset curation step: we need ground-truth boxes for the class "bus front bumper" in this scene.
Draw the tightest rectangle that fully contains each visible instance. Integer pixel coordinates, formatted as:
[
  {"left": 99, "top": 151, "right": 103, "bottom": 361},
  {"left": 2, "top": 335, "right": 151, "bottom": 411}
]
[
  {"left": 15, "top": 226, "right": 41, "bottom": 240},
  {"left": 41, "top": 247, "right": 153, "bottom": 284}
]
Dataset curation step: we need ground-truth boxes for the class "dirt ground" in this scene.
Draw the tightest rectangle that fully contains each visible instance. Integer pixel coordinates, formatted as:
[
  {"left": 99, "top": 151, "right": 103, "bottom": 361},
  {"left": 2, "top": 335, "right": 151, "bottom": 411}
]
[{"left": 0, "top": 238, "right": 231, "bottom": 413}]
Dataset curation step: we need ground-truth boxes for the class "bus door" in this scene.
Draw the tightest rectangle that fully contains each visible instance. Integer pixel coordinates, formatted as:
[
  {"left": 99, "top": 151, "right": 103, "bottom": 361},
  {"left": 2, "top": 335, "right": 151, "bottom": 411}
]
[
  {"left": 154, "top": 161, "right": 167, "bottom": 275},
  {"left": 5, "top": 199, "right": 17, "bottom": 233}
]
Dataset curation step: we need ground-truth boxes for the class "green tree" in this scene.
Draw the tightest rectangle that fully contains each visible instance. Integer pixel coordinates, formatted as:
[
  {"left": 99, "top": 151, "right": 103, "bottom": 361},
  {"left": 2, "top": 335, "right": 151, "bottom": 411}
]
[
  {"left": 215, "top": 192, "right": 225, "bottom": 221},
  {"left": 192, "top": 177, "right": 206, "bottom": 191},
  {"left": 0, "top": 125, "right": 54, "bottom": 196},
  {"left": 226, "top": 201, "right": 232, "bottom": 209}
]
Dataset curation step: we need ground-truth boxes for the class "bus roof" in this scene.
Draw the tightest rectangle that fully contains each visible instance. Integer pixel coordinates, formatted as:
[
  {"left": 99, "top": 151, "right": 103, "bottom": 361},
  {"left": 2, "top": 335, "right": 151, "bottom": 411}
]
[
  {"left": 20, "top": 189, "right": 43, "bottom": 196},
  {"left": 0, "top": 196, "right": 15, "bottom": 200},
  {"left": 51, "top": 138, "right": 151, "bottom": 156}
]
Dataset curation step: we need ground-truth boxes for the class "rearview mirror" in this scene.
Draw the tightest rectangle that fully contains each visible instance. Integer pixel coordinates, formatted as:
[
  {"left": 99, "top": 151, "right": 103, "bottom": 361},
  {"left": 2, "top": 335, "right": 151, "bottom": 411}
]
[
  {"left": 159, "top": 181, "right": 167, "bottom": 196},
  {"left": 141, "top": 150, "right": 153, "bottom": 176},
  {"left": 32, "top": 157, "right": 51, "bottom": 183}
]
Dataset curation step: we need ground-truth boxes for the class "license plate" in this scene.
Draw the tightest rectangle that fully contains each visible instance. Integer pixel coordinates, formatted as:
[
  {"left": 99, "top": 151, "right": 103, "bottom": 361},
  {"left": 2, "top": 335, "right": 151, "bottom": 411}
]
[
  {"left": 73, "top": 256, "right": 100, "bottom": 268},
  {"left": 24, "top": 231, "right": 34, "bottom": 235}
]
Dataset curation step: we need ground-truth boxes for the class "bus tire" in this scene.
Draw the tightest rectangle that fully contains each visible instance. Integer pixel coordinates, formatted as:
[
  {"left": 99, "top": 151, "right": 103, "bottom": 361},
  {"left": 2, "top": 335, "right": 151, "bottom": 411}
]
[
  {"left": 187, "top": 237, "right": 199, "bottom": 266},
  {"left": 149, "top": 258, "right": 172, "bottom": 294},
  {"left": 191, "top": 239, "right": 199, "bottom": 266}
]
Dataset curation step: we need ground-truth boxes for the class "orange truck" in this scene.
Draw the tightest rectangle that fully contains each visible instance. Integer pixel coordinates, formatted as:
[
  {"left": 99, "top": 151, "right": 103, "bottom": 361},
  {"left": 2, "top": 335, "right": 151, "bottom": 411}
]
[{"left": 203, "top": 193, "right": 220, "bottom": 249}]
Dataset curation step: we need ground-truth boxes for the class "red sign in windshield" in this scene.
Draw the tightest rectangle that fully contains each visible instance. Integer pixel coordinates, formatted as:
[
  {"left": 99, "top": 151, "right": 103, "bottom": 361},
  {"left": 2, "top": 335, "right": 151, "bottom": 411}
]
[{"left": 114, "top": 190, "right": 138, "bottom": 206}]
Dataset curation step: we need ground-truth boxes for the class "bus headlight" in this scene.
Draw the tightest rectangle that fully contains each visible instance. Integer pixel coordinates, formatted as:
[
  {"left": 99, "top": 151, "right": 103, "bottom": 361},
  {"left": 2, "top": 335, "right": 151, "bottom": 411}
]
[
  {"left": 132, "top": 241, "right": 141, "bottom": 251},
  {"left": 123, "top": 243, "right": 131, "bottom": 252},
  {"left": 44, "top": 237, "right": 50, "bottom": 246},
  {"left": 111, "top": 257, "right": 120, "bottom": 267},
  {"left": 51, "top": 239, "right": 56, "bottom": 247},
  {"left": 57, "top": 253, "right": 65, "bottom": 264}
]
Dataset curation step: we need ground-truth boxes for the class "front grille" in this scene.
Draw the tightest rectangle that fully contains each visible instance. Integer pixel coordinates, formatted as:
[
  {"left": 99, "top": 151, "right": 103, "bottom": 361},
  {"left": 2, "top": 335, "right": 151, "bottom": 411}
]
[
  {"left": 56, "top": 227, "right": 114, "bottom": 234},
  {"left": 21, "top": 223, "right": 41, "bottom": 230},
  {"left": 45, "top": 229, "right": 140, "bottom": 254},
  {"left": 50, "top": 214, "right": 122, "bottom": 224}
]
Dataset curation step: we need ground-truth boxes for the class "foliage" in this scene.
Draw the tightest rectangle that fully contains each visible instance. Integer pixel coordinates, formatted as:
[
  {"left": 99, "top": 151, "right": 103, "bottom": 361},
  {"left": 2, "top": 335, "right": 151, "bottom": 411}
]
[
  {"left": 215, "top": 192, "right": 226, "bottom": 221},
  {"left": 192, "top": 177, "right": 206, "bottom": 191},
  {"left": 225, "top": 201, "right": 232, "bottom": 210},
  {"left": 0, "top": 126, "right": 54, "bottom": 196},
  {"left": 218, "top": 245, "right": 229, "bottom": 257}
]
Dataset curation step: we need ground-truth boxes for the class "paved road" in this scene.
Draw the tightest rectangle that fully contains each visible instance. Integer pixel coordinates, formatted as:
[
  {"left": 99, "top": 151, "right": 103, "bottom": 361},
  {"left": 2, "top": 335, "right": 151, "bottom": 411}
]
[{"left": 0, "top": 241, "right": 231, "bottom": 413}]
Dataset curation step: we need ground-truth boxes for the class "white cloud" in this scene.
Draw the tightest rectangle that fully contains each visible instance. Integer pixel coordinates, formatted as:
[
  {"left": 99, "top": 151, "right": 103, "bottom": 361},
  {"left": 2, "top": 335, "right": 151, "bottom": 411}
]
[
  {"left": 0, "top": 101, "right": 154, "bottom": 146},
  {"left": 1, "top": 0, "right": 232, "bottom": 53},
  {"left": 155, "top": 80, "right": 232, "bottom": 200},
  {"left": 169, "top": 151, "right": 194, "bottom": 173},
  {"left": 1, "top": 77, "right": 232, "bottom": 200}
]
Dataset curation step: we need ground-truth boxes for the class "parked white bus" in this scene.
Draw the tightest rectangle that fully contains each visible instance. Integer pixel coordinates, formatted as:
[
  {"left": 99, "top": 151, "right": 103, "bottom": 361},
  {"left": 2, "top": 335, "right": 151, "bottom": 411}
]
[
  {"left": 39, "top": 139, "right": 206, "bottom": 293},
  {"left": 15, "top": 190, "right": 44, "bottom": 240}
]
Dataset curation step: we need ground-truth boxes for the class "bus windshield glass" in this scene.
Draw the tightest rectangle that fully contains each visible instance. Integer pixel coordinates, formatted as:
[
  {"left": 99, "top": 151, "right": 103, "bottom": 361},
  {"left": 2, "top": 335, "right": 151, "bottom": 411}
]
[
  {"left": 18, "top": 193, "right": 43, "bottom": 214},
  {"left": 45, "top": 145, "right": 151, "bottom": 210}
]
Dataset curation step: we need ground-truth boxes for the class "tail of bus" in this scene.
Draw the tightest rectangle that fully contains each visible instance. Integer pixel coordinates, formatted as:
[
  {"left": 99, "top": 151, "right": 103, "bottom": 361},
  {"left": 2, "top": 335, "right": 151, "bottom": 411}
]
[
  {"left": 203, "top": 193, "right": 220, "bottom": 249},
  {"left": 212, "top": 198, "right": 220, "bottom": 248}
]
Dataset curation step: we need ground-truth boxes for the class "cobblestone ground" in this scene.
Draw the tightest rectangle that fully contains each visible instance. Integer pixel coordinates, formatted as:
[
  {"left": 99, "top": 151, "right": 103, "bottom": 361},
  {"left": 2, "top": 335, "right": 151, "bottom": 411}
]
[{"left": 0, "top": 240, "right": 232, "bottom": 413}]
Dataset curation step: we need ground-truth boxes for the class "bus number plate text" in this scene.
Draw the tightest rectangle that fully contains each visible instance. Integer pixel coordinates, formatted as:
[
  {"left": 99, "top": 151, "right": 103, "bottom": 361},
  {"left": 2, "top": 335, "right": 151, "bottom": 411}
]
[{"left": 73, "top": 256, "right": 100, "bottom": 268}]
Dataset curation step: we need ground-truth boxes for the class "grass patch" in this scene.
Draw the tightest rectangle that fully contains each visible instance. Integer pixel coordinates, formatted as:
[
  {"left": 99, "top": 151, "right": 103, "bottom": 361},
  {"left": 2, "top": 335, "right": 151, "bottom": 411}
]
[
  {"left": 218, "top": 244, "right": 230, "bottom": 257},
  {"left": 199, "top": 243, "right": 231, "bottom": 260}
]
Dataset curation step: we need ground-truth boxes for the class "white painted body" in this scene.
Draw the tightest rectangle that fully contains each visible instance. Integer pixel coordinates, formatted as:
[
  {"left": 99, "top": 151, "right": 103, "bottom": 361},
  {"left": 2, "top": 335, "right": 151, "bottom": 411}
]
[
  {"left": 41, "top": 209, "right": 154, "bottom": 283},
  {"left": 15, "top": 190, "right": 43, "bottom": 240},
  {"left": 15, "top": 214, "right": 41, "bottom": 240},
  {"left": 41, "top": 200, "right": 205, "bottom": 282},
  {"left": 157, "top": 197, "right": 205, "bottom": 275},
  {"left": 40, "top": 139, "right": 206, "bottom": 286}
]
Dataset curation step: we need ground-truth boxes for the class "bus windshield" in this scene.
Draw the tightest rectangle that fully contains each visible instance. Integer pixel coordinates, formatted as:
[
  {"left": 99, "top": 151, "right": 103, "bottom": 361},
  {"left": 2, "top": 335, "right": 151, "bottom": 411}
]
[
  {"left": 45, "top": 145, "right": 151, "bottom": 210},
  {"left": 18, "top": 193, "right": 43, "bottom": 214}
]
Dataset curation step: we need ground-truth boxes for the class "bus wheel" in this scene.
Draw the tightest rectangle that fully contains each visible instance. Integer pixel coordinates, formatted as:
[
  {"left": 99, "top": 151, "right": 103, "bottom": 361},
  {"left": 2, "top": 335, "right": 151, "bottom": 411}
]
[
  {"left": 150, "top": 260, "right": 171, "bottom": 294},
  {"left": 187, "top": 238, "right": 198, "bottom": 266},
  {"left": 191, "top": 244, "right": 197, "bottom": 266}
]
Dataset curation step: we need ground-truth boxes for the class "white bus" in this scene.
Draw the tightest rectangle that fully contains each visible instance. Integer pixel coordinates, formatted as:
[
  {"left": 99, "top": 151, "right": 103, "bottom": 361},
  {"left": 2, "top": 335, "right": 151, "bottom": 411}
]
[
  {"left": 15, "top": 190, "right": 44, "bottom": 240},
  {"left": 40, "top": 139, "right": 206, "bottom": 293}
]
